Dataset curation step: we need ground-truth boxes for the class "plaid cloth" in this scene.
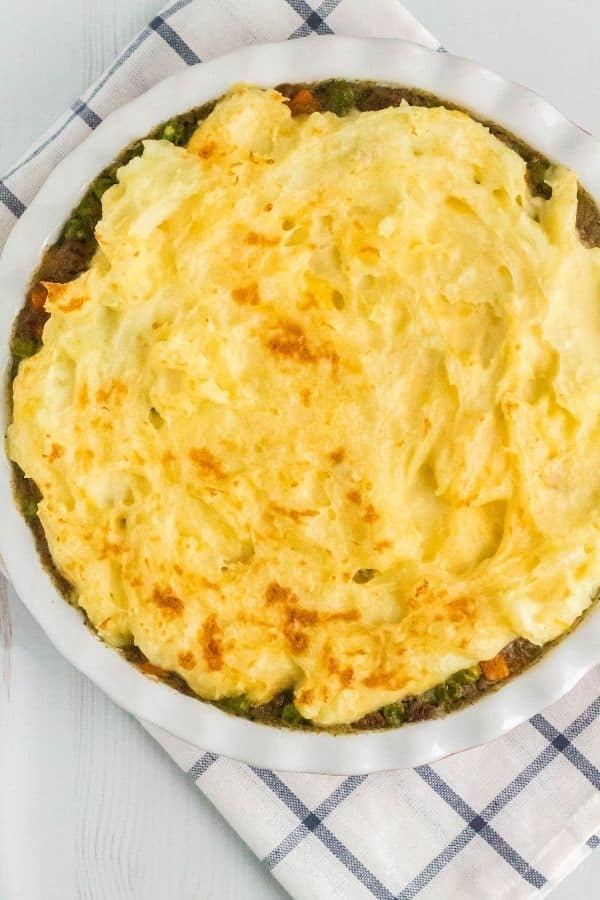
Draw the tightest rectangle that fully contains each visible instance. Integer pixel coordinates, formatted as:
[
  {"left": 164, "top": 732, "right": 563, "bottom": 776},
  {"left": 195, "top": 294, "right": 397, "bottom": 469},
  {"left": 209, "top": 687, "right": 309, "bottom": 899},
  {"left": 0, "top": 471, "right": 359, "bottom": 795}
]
[{"left": 1, "top": 2, "right": 598, "bottom": 898}]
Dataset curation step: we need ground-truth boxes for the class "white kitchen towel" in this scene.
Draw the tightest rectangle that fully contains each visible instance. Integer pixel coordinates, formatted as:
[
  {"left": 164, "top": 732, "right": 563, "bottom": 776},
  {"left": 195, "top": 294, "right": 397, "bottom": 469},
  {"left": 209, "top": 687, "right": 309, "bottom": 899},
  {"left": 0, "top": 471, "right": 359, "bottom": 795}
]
[{"left": 1, "top": 2, "right": 598, "bottom": 899}]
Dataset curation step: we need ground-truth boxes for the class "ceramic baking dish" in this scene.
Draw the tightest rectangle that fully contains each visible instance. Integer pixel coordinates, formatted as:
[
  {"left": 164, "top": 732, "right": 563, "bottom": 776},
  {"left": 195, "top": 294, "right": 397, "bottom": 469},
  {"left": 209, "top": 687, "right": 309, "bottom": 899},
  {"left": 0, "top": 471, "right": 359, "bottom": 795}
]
[{"left": 1, "top": 36, "right": 599, "bottom": 773}]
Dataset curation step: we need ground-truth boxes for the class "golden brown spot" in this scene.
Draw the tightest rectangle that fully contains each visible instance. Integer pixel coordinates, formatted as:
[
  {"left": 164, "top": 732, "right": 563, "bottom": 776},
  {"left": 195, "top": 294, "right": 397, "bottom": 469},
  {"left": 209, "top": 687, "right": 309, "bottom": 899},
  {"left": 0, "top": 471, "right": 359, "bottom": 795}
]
[
  {"left": 58, "top": 295, "right": 86, "bottom": 313},
  {"left": 189, "top": 447, "right": 225, "bottom": 480},
  {"left": 266, "top": 318, "right": 338, "bottom": 366},
  {"left": 96, "top": 380, "right": 127, "bottom": 405},
  {"left": 152, "top": 588, "right": 183, "bottom": 614},
  {"left": 292, "top": 608, "right": 319, "bottom": 627},
  {"left": 270, "top": 503, "right": 319, "bottom": 523},
  {"left": 423, "top": 417, "right": 431, "bottom": 434},
  {"left": 44, "top": 281, "right": 66, "bottom": 299},
  {"left": 297, "top": 293, "right": 318, "bottom": 311},
  {"left": 347, "top": 489, "right": 362, "bottom": 505},
  {"left": 267, "top": 319, "right": 313, "bottom": 361},
  {"left": 198, "top": 575, "right": 221, "bottom": 592},
  {"left": 101, "top": 541, "right": 123, "bottom": 557},
  {"left": 300, "top": 389, "right": 311, "bottom": 407},
  {"left": 328, "top": 657, "right": 340, "bottom": 674},
  {"left": 44, "top": 281, "right": 85, "bottom": 312},
  {"left": 362, "top": 673, "right": 389, "bottom": 689},
  {"left": 162, "top": 451, "right": 175, "bottom": 464},
  {"left": 264, "top": 202, "right": 273, "bottom": 212},
  {"left": 264, "top": 584, "right": 314, "bottom": 654},
  {"left": 77, "top": 383, "right": 88, "bottom": 407},
  {"left": 265, "top": 582, "right": 295, "bottom": 605},
  {"left": 285, "top": 629, "right": 309, "bottom": 654},
  {"left": 232, "top": 283, "right": 260, "bottom": 305},
  {"left": 173, "top": 564, "right": 183, "bottom": 575},
  {"left": 245, "top": 231, "right": 279, "bottom": 247},
  {"left": 201, "top": 614, "right": 223, "bottom": 671},
  {"left": 362, "top": 660, "right": 408, "bottom": 688},
  {"left": 329, "top": 448, "right": 345, "bottom": 464},
  {"left": 297, "top": 688, "right": 314, "bottom": 705},
  {"left": 178, "top": 652, "right": 196, "bottom": 670},
  {"left": 198, "top": 140, "right": 217, "bottom": 159},
  {"left": 362, "top": 504, "right": 379, "bottom": 523},
  {"left": 325, "top": 609, "right": 360, "bottom": 623},
  {"left": 448, "top": 595, "right": 475, "bottom": 622},
  {"left": 340, "top": 667, "right": 354, "bottom": 687},
  {"left": 47, "top": 443, "right": 64, "bottom": 463},
  {"left": 374, "top": 540, "right": 392, "bottom": 551}
]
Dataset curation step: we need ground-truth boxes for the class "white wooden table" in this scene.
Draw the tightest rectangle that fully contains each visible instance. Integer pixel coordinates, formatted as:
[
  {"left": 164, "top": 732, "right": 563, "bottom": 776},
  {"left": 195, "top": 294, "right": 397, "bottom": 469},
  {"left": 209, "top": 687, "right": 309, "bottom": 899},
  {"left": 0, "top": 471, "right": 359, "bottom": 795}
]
[{"left": 1, "top": 2, "right": 599, "bottom": 897}]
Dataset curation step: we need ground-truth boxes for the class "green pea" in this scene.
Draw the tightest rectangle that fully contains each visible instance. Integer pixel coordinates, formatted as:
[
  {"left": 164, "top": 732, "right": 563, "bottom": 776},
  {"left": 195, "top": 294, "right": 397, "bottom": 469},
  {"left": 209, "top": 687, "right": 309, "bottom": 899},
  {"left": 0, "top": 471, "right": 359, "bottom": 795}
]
[
  {"left": 528, "top": 159, "right": 547, "bottom": 185},
  {"left": 91, "top": 175, "right": 116, "bottom": 201},
  {"left": 453, "top": 664, "right": 481, "bottom": 685},
  {"left": 161, "top": 121, "right": 186, "bottom": 145},
  {"left": 352, "top": 568, "right": 380, "bottom": 584},
  {"left": 63, "top": 217, "right": 93, "bottom": 242},
  {"left": 22, "top": 497, "right": 39, "bottom": 519},
  {"left": 11, "top": 336, "right": 39, "bottom": 359},
  {"left": 382, "top": 702, "right": 405, "bottom": 727},
  {"left": 527, "top": 158, "right": 552, "bottom": 199},
  {"left": 226, "top": 696, "right": 251, "bottom": 716},
  {"left": 433, "top": 683, "right": 450, "bottom": 705},
  {"left": 324, "top": 81, "right": 357, "bottom": 116},
  {"left": 219, "top": 695, "right": 250, "bottom": 717},
  {"left": 122, "top": 141, "right": 145, "bottom": 164},
  {"left": 76, "top": 192, "right": 101, "bottom": 223},
  {"left": 331, "top": 289, "right": 345, "bottom": 309},
  {"left": 435, "top": 679, "right": 464, "bottom": 705},
  {"left": 281, "top": 702, "right": 304, "bottom": 726},
  {"left": 445, "top": 679, "right": 463, "bottom": 701},
  {"left": 433, "top": 669, "right": 479, "bottom": 706}
]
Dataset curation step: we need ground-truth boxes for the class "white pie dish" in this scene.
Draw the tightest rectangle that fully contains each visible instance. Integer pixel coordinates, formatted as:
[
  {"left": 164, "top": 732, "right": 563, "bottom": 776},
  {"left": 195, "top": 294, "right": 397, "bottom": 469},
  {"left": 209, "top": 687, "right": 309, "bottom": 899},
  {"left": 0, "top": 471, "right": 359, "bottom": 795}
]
[{"left": 1, "top": 35, "right": 600, "bottom": 774}]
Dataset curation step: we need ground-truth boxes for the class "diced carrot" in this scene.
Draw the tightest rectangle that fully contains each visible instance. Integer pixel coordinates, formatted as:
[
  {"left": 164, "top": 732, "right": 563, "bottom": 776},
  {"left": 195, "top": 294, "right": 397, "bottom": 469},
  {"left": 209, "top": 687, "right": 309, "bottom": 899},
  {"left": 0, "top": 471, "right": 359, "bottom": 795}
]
[
  {"left": 140, "top": 661, "right": 167, "bottom": 678},
  {"left": 480, "top": 653, "right": 510, "bottom": 682},
  {"left": 29, "top": 282, "right": 48, "bottom": 309},
  {"left": 288, "top": 89, "right": 320, "bottom": 116}
]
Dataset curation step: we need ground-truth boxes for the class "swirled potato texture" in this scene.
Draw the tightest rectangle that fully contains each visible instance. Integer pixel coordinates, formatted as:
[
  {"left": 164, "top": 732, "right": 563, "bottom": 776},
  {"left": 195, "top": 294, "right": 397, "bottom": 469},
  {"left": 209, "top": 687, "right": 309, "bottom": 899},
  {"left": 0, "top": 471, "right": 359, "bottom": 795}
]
[{"left": 9, "top": 85, "right": 600, "bottom": 724}]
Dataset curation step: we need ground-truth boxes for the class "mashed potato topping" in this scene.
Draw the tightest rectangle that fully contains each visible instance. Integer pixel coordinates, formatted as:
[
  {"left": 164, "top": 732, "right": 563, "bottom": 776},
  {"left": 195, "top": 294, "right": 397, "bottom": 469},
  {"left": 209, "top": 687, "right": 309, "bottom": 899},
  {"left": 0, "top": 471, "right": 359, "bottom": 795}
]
[{"left": 9, "top": 85, "right": 600, "bottom": 725}]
